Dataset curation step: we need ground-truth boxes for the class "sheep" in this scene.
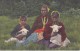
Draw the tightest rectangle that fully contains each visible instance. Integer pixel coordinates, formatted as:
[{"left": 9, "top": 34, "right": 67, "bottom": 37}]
[
  {"left": 4, "top": 28, "right": 29, "bottom": 43},
  {"left": 50, "top": 25, "right": 62, "bottom": 36},
  {"left": 50, "top": 24, "right": 70, "bottom": 47}
]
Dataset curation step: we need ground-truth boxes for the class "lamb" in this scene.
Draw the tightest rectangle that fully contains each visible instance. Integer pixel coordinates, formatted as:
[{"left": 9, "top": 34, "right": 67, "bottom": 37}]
[
  {"left": 50, "top": 24, "right": 70, "bottom": 47},
  {"left": 50, "top": 25, "right": 62, "bottom": 36},
  {"left": 5, "top": 28, "right": 29, "bottom": 43}
]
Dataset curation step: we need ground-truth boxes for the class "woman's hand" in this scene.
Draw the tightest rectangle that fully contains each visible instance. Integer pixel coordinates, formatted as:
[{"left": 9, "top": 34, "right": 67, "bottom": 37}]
[{"left": 38, "top": 32, "right": 44, "bottom": 40}]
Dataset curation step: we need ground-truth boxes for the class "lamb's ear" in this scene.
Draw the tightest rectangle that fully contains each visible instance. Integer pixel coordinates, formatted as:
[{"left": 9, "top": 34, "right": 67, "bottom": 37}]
[
  {"left": 19, "top": 30, "right": 22, "bottom": 32},
  {"left": 59, "top": 26, "right": 62, "bottom": 28},
  {"left": 50, "top": 26, "right": 53, "bottom": 28}
]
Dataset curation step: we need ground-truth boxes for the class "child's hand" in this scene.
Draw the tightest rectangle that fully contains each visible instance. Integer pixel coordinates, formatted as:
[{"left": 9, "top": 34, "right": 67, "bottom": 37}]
[{"left": 16, "top": 34, "right": 24, "bottom": 40}]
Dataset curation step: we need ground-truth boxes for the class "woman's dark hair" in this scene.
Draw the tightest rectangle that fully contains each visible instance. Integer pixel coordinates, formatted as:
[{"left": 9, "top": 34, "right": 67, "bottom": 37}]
[{"left": 41, "top": 4, "right": 48, "bottom": 11}]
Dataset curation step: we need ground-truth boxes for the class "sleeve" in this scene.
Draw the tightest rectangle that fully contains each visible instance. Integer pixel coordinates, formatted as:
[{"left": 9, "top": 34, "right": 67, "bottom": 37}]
[
  {"left": 31, "top": 17, "right": 42, "bottom": 33},
  {"left": 11, "top": 25, "right": 19, "bottom": 37},
  {"left": 31, "top": 17, "right": 38, "bottom": 33},
  {"left": 59, "top": 23, "right": 67, "bottom": 42},
  {"left": 26, "top": 25, "right": 30, "bottom": 31},
  {"left": 25, "top": 25, "right": 32, "bottom": 39},
  {"left": 43, "top": 22, "right": 52, "bottom": 40}
]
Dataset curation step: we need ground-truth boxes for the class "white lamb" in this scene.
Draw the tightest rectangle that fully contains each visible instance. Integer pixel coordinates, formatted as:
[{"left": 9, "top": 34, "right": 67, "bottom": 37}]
[
  {"left": 50, "top": 25, "right": 70, "bottom": 47},
  {"left": 5, "top": 28, "right": 29, "bottom": 43}
]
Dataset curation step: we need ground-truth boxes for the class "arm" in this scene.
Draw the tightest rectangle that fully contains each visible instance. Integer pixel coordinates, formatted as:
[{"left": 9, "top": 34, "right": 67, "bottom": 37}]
[
  {"left": 59, "top": 23, "right": 67, "bottom": 42},
  {"left": 43, "top": 22, "right": 52, "bottom": 40},
  {"left": 11, "top": 25, "right": 20, "bottom": 37},
  {"left": 31, "top": 16, "right": 42, "bottom": 33},
  {"left": 25, "top": 25, "right": 31, "bottom": 39}
]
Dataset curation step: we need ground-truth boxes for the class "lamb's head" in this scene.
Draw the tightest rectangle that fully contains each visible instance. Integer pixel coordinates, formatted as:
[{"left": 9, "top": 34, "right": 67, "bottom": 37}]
[
  {"left": 50, "top": 25, "right": 62, "bottom": 33},
  {"left": 19, "top": 28, "right": 29, "bottom": 35}
]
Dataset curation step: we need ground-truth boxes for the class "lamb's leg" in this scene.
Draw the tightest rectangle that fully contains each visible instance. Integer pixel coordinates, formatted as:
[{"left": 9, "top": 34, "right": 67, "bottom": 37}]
[
  {"left": 49, "top": 43, "right": 60, "bottom": 48},
  {"left": 5, "top": 37, "right": 18, "bottom": 43},
  {"left": 62, "top": 38, "right": 70, "bottom": 47}
]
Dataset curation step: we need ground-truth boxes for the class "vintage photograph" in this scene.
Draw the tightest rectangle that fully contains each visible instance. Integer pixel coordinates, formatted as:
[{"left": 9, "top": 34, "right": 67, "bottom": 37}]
[{"left": 0, "top": 0, "right": 80, "bottom": 50}]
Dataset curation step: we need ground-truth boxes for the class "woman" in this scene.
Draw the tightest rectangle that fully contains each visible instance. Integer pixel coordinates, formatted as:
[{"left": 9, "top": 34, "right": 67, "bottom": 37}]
[{"left": 22, "top": 4, "right": 53, "bottom": 46}]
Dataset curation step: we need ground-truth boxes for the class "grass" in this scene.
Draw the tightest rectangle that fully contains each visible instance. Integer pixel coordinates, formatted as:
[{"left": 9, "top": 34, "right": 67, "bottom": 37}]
[{"left": 0, "top": 11, "right": 80, "bottom": 50}]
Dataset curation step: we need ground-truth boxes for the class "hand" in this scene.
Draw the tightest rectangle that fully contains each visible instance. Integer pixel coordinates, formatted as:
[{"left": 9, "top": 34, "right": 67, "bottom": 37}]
[
  {"left": 15, "top": 34, "right": 25, "bottom": 40},
  {"left": 38, "top": 32, "right": 44, "bottom": 40},
  {"left": 38, "top": 32, "right": 43, "bottom": 35}
]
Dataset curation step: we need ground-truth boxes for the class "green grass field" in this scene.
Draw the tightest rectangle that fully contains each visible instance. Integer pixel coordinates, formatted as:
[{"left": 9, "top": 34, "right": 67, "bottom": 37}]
[{"left": 0, "top": 11, "right": 80, "bottom": 50}]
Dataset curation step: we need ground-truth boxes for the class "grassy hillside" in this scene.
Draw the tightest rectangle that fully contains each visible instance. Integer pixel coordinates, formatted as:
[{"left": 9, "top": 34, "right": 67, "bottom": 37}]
[{"left": 0, "top": 10, "right": 80, "bottom": 50}]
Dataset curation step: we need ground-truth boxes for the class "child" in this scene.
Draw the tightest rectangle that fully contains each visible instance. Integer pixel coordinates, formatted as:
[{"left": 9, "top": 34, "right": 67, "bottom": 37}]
[
  {"left": 49, "top": 11, "right": 70, "bottom": 48},
  {"left": 5, "top": 16, "right": 30, "bottom": 44}
]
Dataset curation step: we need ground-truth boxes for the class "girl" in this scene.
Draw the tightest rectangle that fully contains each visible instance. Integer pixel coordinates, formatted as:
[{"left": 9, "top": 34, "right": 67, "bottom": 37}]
[{"left": 49, "top": 11, "right": 70, "bottom": 48}]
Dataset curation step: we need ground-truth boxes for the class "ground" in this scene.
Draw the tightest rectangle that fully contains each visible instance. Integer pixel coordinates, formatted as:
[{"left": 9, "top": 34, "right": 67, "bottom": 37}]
[{"left": 0, "top": 11, "right": 80, "bottom": 50}]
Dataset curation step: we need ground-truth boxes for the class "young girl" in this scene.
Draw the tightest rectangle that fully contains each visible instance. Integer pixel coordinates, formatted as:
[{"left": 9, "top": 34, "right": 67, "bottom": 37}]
[{"left": 49, "top": 11, "right": 70, "bottom": 48}]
